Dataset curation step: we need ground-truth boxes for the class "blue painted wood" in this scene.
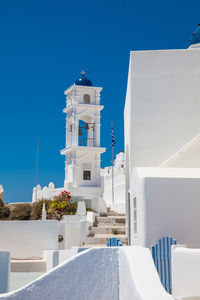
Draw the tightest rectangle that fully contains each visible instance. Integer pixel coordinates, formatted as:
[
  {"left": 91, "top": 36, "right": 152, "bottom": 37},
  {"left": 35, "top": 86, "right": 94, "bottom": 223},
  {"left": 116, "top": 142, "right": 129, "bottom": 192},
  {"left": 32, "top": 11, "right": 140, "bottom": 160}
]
[
  {"left": 160, "top": 238, "right": 165, "bottom": 287},
  {"left": 106, "top": 237, "right": 123, "bottom": 247},
  {"left": 164, "top": 237, "right": 169, "bottom": 293},
  {"left": 152, "top": 236, "right": 176, "bottom": 294}
]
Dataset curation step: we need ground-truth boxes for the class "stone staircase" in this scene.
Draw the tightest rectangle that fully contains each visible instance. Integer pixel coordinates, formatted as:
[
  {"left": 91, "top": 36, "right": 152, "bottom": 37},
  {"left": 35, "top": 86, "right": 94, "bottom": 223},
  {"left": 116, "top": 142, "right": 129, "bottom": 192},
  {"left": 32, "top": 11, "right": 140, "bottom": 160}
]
[{"left": 85, "top": 210, "right": 127, "bottom": 247}]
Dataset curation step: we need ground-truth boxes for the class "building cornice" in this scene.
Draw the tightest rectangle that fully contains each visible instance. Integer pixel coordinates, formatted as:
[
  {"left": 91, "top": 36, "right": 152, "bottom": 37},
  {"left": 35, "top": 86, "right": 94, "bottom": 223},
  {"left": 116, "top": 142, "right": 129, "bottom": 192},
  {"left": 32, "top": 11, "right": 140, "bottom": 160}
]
[
  {"left": 64, "top": 84, "right": 103, "bottom": 95},
  {"left": 60, "top": 146, "right": 106, "bottom": 155},
  {"left": 63, "top": 103, "right": 104, "bottom": 113}
]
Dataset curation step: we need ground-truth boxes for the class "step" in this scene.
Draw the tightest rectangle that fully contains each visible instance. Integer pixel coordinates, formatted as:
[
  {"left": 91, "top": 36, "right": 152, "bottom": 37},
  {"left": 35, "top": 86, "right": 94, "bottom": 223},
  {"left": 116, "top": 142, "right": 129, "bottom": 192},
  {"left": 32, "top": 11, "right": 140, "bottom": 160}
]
[
  {"left": 90, "top": 225, "right": 125, "bottom": 235},
  {"left": 97, "top": 216, "right": 125, "bottom": 224},
  {"left": 84, "top": 243, "right": 127, "bottom": 247},
  {"left": 11, "top": 260, "right": 46, "bottom": 272},
  {"left": 107, "top": 211, "right": 125, "bottom": 217},
  {"left": 84, "top": 244, "right": 106, "bottom": 248},
  {"left": 85, "top": 234, "right": 127, "bottom": 245},
  {"left": 99, "top": 212, "right": 107, "bottom": 217}
]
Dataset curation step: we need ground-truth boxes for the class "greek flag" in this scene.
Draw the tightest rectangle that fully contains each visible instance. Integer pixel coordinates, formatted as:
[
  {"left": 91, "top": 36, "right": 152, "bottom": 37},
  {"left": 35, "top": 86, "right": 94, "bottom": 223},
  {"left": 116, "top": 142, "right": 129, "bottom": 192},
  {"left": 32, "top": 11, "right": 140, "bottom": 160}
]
[{"left": 111, "top": 126, "right": 115, "bottom": 149}]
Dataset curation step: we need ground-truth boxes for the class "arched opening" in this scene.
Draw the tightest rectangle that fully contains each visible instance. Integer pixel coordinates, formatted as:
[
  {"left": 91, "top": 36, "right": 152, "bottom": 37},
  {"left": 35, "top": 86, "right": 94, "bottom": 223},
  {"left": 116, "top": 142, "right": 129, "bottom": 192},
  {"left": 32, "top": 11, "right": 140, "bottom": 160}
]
[
  {"left": 83, "top": 94, "right": 90, "bottom": 104},
  {"left": 78, "top": 119, "right": 94, "bottom": 147}
]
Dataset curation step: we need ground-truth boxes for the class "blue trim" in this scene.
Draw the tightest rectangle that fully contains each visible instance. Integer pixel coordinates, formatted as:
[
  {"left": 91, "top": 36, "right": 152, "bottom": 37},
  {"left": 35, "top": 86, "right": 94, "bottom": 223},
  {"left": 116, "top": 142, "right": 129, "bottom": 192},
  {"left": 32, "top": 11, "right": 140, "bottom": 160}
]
[
  {"left": 152, "top": 236, "right": 176, "bottom": 294},
  {"left": 106, "top": 237, "right": 123, "bottom": 247}
]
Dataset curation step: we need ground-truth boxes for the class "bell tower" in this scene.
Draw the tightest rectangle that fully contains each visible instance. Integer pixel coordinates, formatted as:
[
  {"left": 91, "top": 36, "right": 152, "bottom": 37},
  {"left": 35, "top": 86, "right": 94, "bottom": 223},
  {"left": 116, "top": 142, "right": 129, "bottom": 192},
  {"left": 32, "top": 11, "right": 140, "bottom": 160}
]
[{"left": 61, "top": 71, "right": 106, "bottom": 199}]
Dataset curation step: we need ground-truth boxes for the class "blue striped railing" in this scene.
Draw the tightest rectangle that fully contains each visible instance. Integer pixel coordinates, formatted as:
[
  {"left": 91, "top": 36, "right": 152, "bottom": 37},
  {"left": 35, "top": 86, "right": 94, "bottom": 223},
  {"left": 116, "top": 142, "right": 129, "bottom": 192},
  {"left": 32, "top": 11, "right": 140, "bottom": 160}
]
[
  {"left": 106, "top": 237, "right": 123, "bottom": 246},
  {"left": 152, "top": 236, "right": 176, "bottom": 294}
]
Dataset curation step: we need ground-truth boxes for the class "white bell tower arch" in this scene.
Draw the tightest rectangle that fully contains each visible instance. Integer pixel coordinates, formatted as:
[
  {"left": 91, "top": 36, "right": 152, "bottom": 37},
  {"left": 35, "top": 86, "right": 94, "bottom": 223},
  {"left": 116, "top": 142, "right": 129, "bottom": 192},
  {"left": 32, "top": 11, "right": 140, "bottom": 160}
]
[{"left": 61, "top": 71, "right": 106, "bottom": 203}]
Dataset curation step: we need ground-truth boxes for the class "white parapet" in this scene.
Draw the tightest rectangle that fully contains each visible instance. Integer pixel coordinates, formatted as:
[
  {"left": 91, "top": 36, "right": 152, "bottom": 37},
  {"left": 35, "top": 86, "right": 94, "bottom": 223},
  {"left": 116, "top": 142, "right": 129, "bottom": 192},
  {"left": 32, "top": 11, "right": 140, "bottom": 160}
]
[
  {"left": 43, "top": 250, "right": 59, "bottom": 273},
  {"left": 102, "top": 166, "right": 125, "bottom": 213},
  {"left": 0, "top": 250, "right": 10, "bottom": 294},
  {"left": 76, "top": 200, "right": 86, "bottom": 216},
  {"left": 0, "top": 246, "right": 173, "bottom": 300},
  {"left": 172, "top": 245, "right": 200, "bottom": 299},
  {"left": 32, "top": 184, "right": 66, "bottom": 203},
  {"left": 0, "top": 221, "right": 58, "bottom": 259},
  {"left": 64, "top": 220, "right": 87, "bottom": 249}
]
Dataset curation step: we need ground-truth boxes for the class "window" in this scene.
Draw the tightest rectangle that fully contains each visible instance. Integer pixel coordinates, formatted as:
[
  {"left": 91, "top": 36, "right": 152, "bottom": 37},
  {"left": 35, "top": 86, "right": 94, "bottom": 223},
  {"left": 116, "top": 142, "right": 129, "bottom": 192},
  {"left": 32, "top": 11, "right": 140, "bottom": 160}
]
[
  {"left": 133, "top": 197, "right": 137, "bottom": 235},
  {"left": 83, "top": 94, "right": 90, "bottom": 104},
  {"left": 83, "top": 170, "right": 91, "bottom": 180}
]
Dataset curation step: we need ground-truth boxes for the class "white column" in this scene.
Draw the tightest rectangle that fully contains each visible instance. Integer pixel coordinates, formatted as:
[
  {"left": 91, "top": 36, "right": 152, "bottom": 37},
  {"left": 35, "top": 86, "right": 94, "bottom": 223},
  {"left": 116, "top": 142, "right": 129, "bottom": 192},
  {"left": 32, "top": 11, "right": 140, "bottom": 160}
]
[
  {"left": 66, "top": 116, "right": 71, "bottom": 147},
  {"left": 71, "top": 154, "right": 77, "bottom": 187},
  {"left": 72, "top": 112, "right": 79, "bottom": 146},
  {"left": 95, "top": 90, "right": 100, "bottom": 105},
  {"left": 95, "top": 153, "right": 101, "bottom": 186},
  {"left": 94, "top": 114, "right": 101, "bottom": 147},
  {"left": 88, "top": 124, "right": 94, "bottom": 147},
  {"left": 64, "top": 155, "right": 68, "bottom": 187}
]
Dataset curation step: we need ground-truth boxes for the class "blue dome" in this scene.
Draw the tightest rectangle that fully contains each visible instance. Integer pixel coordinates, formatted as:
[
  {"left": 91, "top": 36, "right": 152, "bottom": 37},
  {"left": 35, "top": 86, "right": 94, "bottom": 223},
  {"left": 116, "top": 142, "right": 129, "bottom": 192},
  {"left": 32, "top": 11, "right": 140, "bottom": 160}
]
[
  {"left": 75, "top": 71, "right": 93, "bottom": 86},
  {"left": 189, "top": 24, "right": 200, "bottom": 46}
]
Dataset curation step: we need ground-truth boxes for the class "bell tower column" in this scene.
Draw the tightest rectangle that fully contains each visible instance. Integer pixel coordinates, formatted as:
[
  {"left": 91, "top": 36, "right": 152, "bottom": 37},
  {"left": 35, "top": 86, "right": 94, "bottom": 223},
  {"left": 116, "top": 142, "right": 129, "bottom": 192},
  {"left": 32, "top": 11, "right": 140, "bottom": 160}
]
[{"left": 61, "top": 71, "right": 106, "bottom": 195}]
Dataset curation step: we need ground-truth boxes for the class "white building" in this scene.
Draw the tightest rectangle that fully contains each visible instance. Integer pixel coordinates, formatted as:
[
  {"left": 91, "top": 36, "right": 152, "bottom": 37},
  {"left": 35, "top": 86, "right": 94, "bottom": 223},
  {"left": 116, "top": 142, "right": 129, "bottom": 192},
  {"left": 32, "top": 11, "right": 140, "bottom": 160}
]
[
  {"left": 102, "top": 150, "right": 125, "bottom": 213},
  {"left": 60, "top": 71, "right": 105, "bottom": 200},
  {"left": 33, "top": 71, "right": 106, "bottom": 213},
  {"left": 130, "top": 167, "right": 200, "bottom": 248},
  {"left": 0, "top": 185, "right": 4, "bottom": 202},
  {"left": 124, "top": 24, "right": 200, "bottom": 246}
]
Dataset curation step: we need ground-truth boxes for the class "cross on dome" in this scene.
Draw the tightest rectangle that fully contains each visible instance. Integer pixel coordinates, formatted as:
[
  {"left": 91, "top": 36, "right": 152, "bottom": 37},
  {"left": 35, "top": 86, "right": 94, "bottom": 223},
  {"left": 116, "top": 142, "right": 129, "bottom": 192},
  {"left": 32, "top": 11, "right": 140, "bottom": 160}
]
[{"left": 75, "top": 70, "right": 93, "bottom": 86}]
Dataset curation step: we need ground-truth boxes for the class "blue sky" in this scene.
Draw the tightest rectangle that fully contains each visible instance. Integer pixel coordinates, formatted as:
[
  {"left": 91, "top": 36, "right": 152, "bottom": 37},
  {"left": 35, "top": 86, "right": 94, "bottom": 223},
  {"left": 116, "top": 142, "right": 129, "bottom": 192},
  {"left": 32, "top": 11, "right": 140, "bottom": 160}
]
[{"left": 0, "top": 0, "right": 199, "bottom": 203}]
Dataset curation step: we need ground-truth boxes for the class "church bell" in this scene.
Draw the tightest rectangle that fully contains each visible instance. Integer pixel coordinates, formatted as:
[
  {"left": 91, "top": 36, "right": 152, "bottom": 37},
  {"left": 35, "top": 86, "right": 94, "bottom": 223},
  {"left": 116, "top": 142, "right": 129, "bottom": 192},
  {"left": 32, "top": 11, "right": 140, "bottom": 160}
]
[
  {"left": 85, "top": 123, "right": 89, "bottom": 130},
  {"left": 78, "top": 127, "right": 83, "bottom": 136}
]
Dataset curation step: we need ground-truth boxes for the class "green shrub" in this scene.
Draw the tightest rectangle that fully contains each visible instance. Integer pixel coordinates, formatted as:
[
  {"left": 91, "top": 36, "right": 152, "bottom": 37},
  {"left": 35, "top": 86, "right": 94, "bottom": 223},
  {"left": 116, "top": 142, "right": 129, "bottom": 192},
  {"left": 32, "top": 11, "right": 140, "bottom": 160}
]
[
  {"left": 85, "top": 204, "right": 94, "bottom": 212},
  {"left": 74, "top": 201, "right": 78, "bottom": 212},
  {"left": 10, "top": 203, "right": 32, "bottom": 220},
  {"left": 112, "top": 229, "right": 119, "bottom": 235},
  {"left": 31, "top": 199, "right": 52, "bottom": 220},
  {"left": 48, "top": 191, "right": 76, "bottom": 219},
  {"left": 0, "top": 198, "right": 10, "bottom": 220}
]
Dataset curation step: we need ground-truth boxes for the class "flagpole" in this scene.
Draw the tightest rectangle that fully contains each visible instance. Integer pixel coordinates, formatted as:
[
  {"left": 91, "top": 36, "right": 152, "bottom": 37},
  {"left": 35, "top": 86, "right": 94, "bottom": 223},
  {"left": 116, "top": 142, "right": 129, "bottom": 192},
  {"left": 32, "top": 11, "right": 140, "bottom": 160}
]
[
  {"left": 111, "top": 123, "right": 114, "bottom": 205},
  {"left": 36, "top": 138, "right": 39, "bottom": 202},
  {"left": 112, "top": 144, "right": 114, "bottom": 205}
]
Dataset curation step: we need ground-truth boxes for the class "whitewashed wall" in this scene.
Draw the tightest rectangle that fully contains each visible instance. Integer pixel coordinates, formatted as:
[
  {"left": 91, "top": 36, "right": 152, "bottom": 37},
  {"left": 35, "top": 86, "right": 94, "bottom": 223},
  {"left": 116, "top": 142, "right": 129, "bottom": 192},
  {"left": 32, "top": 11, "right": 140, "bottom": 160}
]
[
  {"left": 102, "top": 167, "right": 125, "bottom": 213},
  {"left": 32, "top": 186, "right": 65, "bottom": 202},
  {"left": 64, "top": 220, "right": 87, "bottom": 248},
  {"left": 172, "top": 246, "right": 200, "bottom": 299},
  {"left": 120, "top": 247, "right": 172, "bottom": 300},
  {"left": 0, "top": 247, "right": 173, "bottom": 300},
  {"left": 0, "top": 221, "right": 58, "bottom": 259},
  {"left": 125, "top": 48, "right": 200, "bottom": 173},
  {"left": 124, "top": 48, "right": 200, "bottom": 244},
  {"left": 32, "top": 184, "right": 105, "bottom": 213},
  {"left": 0, "top": 248, "right": 119, "bottom": 300},
  {"left": 161, "top": 135, "right": 200, "bottom": 168},
  {"left": 130, "top": 168, "right": 200, "bottom": 249}
]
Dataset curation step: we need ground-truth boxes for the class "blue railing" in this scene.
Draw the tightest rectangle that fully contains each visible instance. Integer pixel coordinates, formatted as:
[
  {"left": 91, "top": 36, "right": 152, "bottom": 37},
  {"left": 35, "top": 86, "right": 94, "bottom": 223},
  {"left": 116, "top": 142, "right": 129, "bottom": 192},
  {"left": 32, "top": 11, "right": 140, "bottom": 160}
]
[
  {"left": 152, "top": 236, "right": 176, "bottom": 294},
  {"left": 106, "top": 237, "right": 123, "bottom": 247}
]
